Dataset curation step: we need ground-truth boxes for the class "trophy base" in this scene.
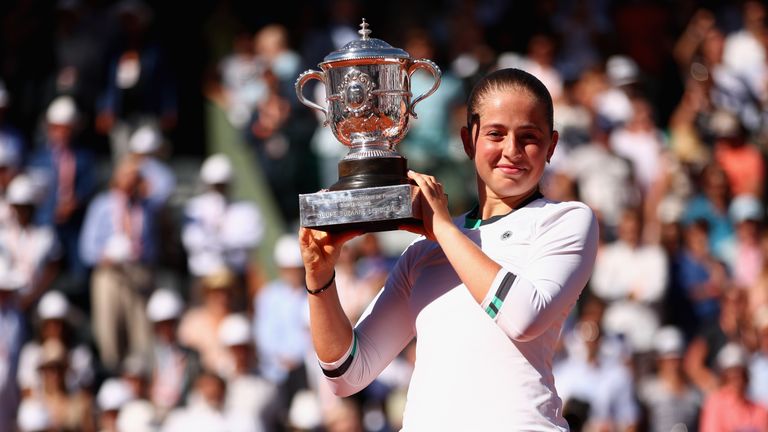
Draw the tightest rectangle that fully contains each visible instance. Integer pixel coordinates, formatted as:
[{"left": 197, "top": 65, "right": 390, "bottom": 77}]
[{"left": 299, "top": 184, "right": 421, "bottom": 233}]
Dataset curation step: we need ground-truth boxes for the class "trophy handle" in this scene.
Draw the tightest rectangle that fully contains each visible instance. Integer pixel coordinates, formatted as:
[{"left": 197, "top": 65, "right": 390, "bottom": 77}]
[
  {"left": 295, "top": 69, "right": 329, "bottom": 125},
  {"left": 407, "top": 59, "right": 442, "bottom": 119}
]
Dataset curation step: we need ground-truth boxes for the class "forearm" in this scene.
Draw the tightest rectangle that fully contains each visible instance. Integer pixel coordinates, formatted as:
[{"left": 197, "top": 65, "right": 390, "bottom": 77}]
[
  {"left": 307, "top": 271, "right": 354, "bottom": 363},
  {"left": 434, "top": 223, "right": 501, "bottom": 304}
]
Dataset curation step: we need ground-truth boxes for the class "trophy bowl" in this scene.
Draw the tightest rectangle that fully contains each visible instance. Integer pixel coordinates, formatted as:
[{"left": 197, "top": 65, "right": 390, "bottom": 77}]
[{"left": 296, "top": 19, "right": 441, "bottom": 232}]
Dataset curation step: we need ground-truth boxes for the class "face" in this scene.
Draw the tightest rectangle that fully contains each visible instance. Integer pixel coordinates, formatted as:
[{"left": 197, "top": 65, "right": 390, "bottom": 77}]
[{"left": 462, "top": 88, "right": 557, "bottom": 204}]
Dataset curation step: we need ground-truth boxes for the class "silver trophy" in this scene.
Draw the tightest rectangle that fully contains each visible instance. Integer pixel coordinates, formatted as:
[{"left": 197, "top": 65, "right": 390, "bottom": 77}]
[{"left": 296, "top": 19, "right": 441, "bottom": 232}]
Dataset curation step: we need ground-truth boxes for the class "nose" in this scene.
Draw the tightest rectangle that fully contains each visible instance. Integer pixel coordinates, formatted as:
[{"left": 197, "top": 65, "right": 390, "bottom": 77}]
[{"left": 501, "top": 136, "right": 523, "bottom": 160}]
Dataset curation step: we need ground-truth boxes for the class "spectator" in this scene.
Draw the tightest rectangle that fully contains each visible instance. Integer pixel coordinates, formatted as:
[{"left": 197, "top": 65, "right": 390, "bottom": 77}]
[
  {"left": 79, "top": 157, "right": 160, "bottom": 371},
  {"left": 36, "top": 339, "right": 95, "bottom": 432},
  {"left": 128, "top": 125, "right": 176, "bottom": 205},
  {"left": 146, "top": 288, "right": 200, "bottom": 417},
  {"left": 95, "top": 378, "right": 133, "bottom": 432},
  {"left": 727, "top": 195, "right": 764, "bottom": 288},
  {"left": 700, "top": 343, "right": 768, "bottom": 431},
  {"left": 711, "top": 110, "right": 765, "bottom": 198},
  {"left": 178, "top": 269, "right": 237, "bottom": 375},
  {"left": 0, "top": 138, "right": 21, "bottom": 224},
  {"left": 17, "top": 290, "right": 94, "bottom": 398},
  {"left": 161, "top": 370, "right": 257, "bottom": 432},
  {"left": 0, "top": 82, "right": 26, "bottom": 159},
  {"left": 254, "top": 234, "right": 311, "bottom": 384},
  {"left": 96, "top": 0, "right": 177, "bottom": 160},
  {"left": 218, "top": 313, "right": 277, "bottom": 430},
  {"left": 750, "top": 308, "right": 768, "bottom": 407},
  {"left": 554, "top": 320, "right": 639, "bottom": 431},
  {"left": 0, "top": 174, "right": 62, "bottom": 310},
  {"left": 29, "top": 96, "right": 96, "bottom": 277},
  {"left": 638, "top": 326, "right": 701, "bottom": 432},
  {"left": 182, "top": 154, "right": 264, "bottom": 286}
]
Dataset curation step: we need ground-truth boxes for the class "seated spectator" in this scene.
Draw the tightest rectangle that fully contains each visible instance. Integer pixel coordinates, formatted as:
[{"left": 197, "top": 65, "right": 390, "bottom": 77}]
[
  {"left": 726, "top": 194, "right": 764, "bottom": 287},
  {"left": 683, "top": 164, "right": 734, "bottom": 260},
  {"left": 700, "top": 343, "right": 768, "bottom": 431},
  {"left": 79, "top": 157, "right": 160, "bottom": 371},
  {"left": 95, "top": 378, "right": 134, "bottom": 432},
  {"left": 128, "top": 125, "right": 176, "bottom": 205},
  {"left": 254, "top": 234, "right": 311, "bottom": 384},
  {"left": 218, "top": 314, "right": 277, "bottom": 430},
  {"left": 178, "top": 269, "right": 237, "bottom": 375},
  {"left": 676, "top": 219, "right": 727, "bottom": 325},
  {"left": 17, "top": 290, "right": 94, "bottom": 398},
  {"left": 0, "top": 174, "right": 62, "bottom": 311},
  {"left": 36, "top": 339, "right": 95, "bottom": 432},
  {"left": 554, "top": 320, "right": 639, "bottom": 431},
  {"left": 638, "top": 326, "right": 701, "bottom": 432},
  {"left": 592, "top": 207, "right": 667, "bottom": 353},
  {"left": 711, "top": 110, "right": 765, "bottom": 197},
  {"left": 145, "top": 288, "right": 199, "bottom": 417},
  {"left": 182, "top": 154, "right": 264, "bottom": 291},
  {"left": 161, "top": 370, "right": 257, "bottom": 432}
]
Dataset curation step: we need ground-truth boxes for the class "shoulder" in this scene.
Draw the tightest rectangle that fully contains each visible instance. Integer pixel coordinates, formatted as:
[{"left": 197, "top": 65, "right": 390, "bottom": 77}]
[{"left": 532, "top": 199, "right": 597, "bottom": 233}]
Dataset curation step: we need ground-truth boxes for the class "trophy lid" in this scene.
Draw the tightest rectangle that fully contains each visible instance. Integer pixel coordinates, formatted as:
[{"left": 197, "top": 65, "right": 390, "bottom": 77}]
[{"left": 322, "top": 19, "right": 409, "bottom": 63}]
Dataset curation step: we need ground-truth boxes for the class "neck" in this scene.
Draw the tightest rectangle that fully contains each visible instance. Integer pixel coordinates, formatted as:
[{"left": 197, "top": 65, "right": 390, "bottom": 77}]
[{"left": 479, "top": 183, "right": 540, "bottom": 220}]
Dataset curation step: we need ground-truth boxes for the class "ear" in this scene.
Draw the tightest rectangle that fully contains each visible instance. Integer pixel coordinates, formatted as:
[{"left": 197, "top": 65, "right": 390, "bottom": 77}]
[
  {"left": 546, "top": 130, "right": 559, "bottom": 163},
  {"left": 461, "top": 126, "right": 474, "bottom": 160}
]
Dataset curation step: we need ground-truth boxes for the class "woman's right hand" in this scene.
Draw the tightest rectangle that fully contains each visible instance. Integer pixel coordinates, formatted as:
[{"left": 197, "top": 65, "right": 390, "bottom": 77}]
[{"left": 298, "top": 227, "right": 360, "bottom": 288}]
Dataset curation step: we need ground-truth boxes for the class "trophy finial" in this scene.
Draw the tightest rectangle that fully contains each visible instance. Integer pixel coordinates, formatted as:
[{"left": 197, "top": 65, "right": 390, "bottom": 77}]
[{"left": 358, "top": 18, "right": 371, "bottom": 40}]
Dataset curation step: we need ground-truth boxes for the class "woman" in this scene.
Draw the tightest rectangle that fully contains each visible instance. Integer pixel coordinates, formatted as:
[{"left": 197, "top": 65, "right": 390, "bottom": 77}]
[{"left": 299, "top": 68, "right": 598, "bottom": 430}]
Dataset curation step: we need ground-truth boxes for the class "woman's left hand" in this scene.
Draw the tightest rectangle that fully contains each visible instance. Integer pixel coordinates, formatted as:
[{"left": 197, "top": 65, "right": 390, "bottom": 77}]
[{"left": 404, "top": 170, "right": 453, "bottom": 241}]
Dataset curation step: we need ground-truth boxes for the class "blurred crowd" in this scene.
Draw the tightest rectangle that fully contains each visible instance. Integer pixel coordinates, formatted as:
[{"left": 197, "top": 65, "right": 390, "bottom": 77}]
[{"left": 2, "top": 0, "right": 768, "bottom": 431}]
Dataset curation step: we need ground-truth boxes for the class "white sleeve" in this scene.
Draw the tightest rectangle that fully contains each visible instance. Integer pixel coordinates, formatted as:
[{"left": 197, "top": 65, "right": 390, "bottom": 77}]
[
  {"left": 318, "top": 240, "right": 420, "bottom": 397},
  {"left": 480, "top": 204, "right": 598, "bottom": 342}
]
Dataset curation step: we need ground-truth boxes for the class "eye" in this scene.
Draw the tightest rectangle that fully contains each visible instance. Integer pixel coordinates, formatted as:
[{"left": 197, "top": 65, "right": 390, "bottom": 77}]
[
  {"left": 485, "top": 130, "right": 504, "bottom": 141},
  {"left": 518, "top": 132, "right": 541, "bottom": 144}
]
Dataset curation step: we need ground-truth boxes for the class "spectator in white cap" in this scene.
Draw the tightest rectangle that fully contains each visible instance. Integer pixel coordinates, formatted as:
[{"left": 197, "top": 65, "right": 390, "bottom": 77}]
[
  {"left": 146, "top": 288, "right": 200, "bottom": 417},
  {"left": 638, "top": 326, "right": 701, "bottom": 432},
  {"left": 254, "top": 233, "right": 311, "bottom": 384},
  {"left": 219, "top": 313, "right": 277, "bottom": 431},
  {"left": 182, "top": 153, "right": 264, "bottom": 299},
  {"left": 17, "top": 290, "right": 94, "bottom": 399},
  {"left": 36, "top": 339, "right": 96, "bottom": 431},
  {"left": 0, "top": 174, "right": 62, "bottom": 311},
  {"left": 700, "top": 342, "right": 768, "bottom": 431},
  {"left": 161, "top": 370, "right": 257, "bottom": 432},
  {"left": 96, "top": 377, "right": 134, "bottom": 432},
  {"left": 28, "top": 95, "right": 96, "bottom": 279},
  {"left": 79, "top": 156, "right": 161, "bottom": 371},
  {"left": 17, "top": 397, "right": 52, "bottom": 432},
  {"left": 726, "top": 194, "right": 764, "bottom": 287},
  {"left": 0, "top": 255, "right": 25, "bottom": 432},
  {"left": 128, "top": 125, "right": 176, "bottom": 205}
]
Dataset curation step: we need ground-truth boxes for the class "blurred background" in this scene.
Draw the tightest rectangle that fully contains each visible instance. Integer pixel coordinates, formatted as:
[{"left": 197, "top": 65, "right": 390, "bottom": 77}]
[{"left": 2, "top": 0, "right": 768, "bottom": 431}]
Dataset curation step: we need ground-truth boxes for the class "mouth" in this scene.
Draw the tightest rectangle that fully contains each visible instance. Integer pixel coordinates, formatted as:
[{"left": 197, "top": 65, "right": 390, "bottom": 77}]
[{"left": 495, "top": 164, "right": 527, "bottom": 175}]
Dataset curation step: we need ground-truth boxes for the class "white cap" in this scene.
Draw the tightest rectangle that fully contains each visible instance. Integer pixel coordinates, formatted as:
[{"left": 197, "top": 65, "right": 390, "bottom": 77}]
[
  {"left": 654, "top": 326, "right": 685, "bottom": 358},
  {"left": 288, "top": 389, "right": 323, "bottom": 430},
  {"left": 146, "top": 288, "right": 184, "bottom": 322},
  {"left": 274, "top": 234, "right": 303, "bottom": 268},
  {"left": 730, "top": 194, "right": 763, "bottom": 223},
  {"left": 716, "top": 342, "right": 748, "bottom": 370},
  {"left": 218, "top": 313, "right": 251, "bottom": 347},
  {"left": 606, "top": 55, "right": 639, "bottom": 87},
  {"left": 38, "top": 290, "right": 70, "bottom": 320},
  {"left": 17, "top": 398, "right": 51, "bottom": 432},
  {"left": 97, "top": 378, "right": 134, "bottom": 411},
  {"left": 709, "top": 110, "right": 742, "bottom": 138},
  {"left": 129, "top": 125, "right": 162, "bottom": 154},
  {"left": 46, "top": 96, "right": 78, "bottom": 125},
  {"left": 7, "top": 174, "right": 39, "bottom": 205},
  {"left": 200, "top": 154, "right": 233, "bottom": 184}
]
